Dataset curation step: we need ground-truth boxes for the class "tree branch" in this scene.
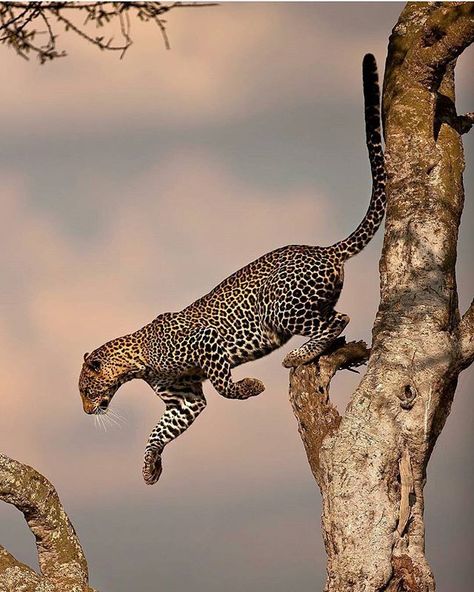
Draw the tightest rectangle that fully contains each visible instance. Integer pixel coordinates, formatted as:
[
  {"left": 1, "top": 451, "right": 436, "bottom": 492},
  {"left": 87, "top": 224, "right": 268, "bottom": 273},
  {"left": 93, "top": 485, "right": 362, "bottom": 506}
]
[
  {"left": 456, "top": 111, "right": 474, "bottom": 134},
  {"left": 0, "top": 545, "right": 44, "bottom": 590},
  {"left": 458, "top": 299, "right": 474, "bottom": 370},
  {"left": 0, "top": 454, "right": 95, "bottom": 591},
  {"left": 420, "top": 4, "right": 474, "bottom": 66},
  {"left": 407, "top": 2, "right": 474, "bottom": 90},
  {"left": 288, "top": 340, "right": 369, "bottom": 483},
  {"left": 0, "top": 2, "right": 216, "bottom": 63},
  {"left": 290, "top": 5, "right": 472, "bottom": 588}
]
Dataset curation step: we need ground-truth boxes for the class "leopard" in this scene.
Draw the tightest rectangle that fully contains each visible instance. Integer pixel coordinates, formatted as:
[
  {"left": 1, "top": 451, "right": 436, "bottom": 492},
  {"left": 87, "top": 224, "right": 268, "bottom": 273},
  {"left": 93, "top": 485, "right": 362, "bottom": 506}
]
[{"left": 79, "top": 54, "right": 386, "bottom": 485}]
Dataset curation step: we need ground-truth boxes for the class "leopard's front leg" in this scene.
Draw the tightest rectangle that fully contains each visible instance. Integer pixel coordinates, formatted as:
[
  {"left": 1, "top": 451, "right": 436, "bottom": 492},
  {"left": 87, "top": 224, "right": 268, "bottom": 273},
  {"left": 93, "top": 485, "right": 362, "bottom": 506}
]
[
  {"left": 192, "top": 327, "right": 265, "bottom": 400},
  {"left": 143, "top": 384, "right": 206, "bottom": 485}
]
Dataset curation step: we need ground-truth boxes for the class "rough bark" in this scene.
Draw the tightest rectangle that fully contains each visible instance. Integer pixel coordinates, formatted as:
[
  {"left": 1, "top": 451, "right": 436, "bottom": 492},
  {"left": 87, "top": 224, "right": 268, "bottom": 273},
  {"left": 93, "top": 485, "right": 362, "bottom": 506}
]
[
  {"left": 289, "top": 3, "right": 474, "bottom": 591},
  {"left": 0, "top": 454, "right": 96, "bottom": 592}
]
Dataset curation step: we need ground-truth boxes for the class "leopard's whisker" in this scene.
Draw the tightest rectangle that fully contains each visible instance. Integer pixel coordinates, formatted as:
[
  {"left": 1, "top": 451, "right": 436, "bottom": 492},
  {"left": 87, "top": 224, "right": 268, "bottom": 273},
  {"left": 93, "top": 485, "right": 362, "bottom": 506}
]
[
  {"left": 109, "top": 406, "right": 125, "bottom": 420},
  {"left": 108, "top": 408, "right": 126, "bottom": 425},
  {"left": 98, "top": 412, "right": 106, "bottom": 432},
  {"left": 105, "top": 412, "right": 120, "bottom": 428}
]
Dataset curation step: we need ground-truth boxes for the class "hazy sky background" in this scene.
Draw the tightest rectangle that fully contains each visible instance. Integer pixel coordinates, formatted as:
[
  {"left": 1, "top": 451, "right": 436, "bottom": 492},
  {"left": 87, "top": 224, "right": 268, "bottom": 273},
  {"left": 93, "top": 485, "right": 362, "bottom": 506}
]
[{"left": 0, "top": 3, "right": 472, "bottom": 591}]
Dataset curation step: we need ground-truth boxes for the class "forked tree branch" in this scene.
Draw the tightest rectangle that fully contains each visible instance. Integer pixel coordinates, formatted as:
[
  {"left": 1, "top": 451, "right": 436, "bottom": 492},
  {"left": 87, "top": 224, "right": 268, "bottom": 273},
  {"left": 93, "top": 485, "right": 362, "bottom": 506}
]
[
  {"left": 0, "top": 454, "right": 96, "bottom": 592},
  {"left": 288, "top": 340, "right": 369, "bottom": 482}
]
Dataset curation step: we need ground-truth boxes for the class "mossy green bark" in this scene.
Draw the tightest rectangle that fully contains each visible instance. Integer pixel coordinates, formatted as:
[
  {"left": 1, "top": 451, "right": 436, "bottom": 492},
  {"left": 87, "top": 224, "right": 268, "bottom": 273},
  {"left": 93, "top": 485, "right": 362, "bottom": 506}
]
[
  {"left": 0, "top": 455, "right": 96, "bottom": 592},
  {"left": 290, "top": 3, "right": 474, "bottom": 591}
]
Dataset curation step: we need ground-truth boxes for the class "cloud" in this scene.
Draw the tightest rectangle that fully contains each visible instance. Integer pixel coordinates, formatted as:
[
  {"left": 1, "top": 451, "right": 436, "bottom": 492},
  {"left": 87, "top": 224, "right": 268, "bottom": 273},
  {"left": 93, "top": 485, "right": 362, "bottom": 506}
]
[
  {"left": 3, "top": 146, "right": 468, "bottom": 505},
  {"left": 0, "top": 4, "right": 400, "bottom": 136},
  {"left": 0, "top": 150, "right": 332, "bottom": 502}
]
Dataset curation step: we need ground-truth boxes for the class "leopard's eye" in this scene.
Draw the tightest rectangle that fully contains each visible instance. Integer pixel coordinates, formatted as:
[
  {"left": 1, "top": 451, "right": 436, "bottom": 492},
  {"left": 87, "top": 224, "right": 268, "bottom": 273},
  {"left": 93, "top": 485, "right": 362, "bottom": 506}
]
[{"left": 87, "top": 358, "right": 101, "bottom": 372}]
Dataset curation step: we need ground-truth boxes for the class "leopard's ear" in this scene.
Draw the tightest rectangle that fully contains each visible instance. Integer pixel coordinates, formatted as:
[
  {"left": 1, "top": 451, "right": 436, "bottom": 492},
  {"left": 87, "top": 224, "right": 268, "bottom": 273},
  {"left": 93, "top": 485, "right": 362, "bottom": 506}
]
[
  {"left": 86, "top": 357, "right": 101, "bottom": 372},
  {"left": 83, "top": 352, "right": 90, "bottom": 362}
]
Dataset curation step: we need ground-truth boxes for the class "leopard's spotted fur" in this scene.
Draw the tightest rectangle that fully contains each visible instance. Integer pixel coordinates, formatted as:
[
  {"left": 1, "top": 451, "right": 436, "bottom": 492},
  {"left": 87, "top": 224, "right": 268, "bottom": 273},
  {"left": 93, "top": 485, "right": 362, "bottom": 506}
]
[{"left": 79, "top": 54, "right": 386, "bottom": 485}]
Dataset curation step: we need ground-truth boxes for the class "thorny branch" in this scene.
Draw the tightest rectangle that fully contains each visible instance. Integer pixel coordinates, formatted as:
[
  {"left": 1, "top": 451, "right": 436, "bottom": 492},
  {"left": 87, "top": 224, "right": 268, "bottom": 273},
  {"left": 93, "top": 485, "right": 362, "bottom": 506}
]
[{"left": 0, "top": 2, "right": 214, "bottom": 63}]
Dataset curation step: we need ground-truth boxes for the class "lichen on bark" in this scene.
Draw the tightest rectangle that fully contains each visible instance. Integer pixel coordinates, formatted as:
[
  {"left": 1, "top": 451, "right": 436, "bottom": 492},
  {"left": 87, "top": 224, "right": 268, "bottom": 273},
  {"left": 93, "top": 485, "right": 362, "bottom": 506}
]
[
  {"left": 289, "top": 3, "right": 474, "bottom": 591},
  {"left": 0, "top": 454, "right": 96, "bottom": 592}
]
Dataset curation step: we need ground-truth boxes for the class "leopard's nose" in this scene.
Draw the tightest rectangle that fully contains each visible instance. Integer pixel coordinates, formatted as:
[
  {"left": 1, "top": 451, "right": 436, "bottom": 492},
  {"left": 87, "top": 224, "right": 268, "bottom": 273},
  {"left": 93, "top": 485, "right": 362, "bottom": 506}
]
[
  {"left": 83, "top": 402, "right": 96, "bottom": 414},
  {"left": 81, "top": 395, "right": 96, "bottom": 414}
]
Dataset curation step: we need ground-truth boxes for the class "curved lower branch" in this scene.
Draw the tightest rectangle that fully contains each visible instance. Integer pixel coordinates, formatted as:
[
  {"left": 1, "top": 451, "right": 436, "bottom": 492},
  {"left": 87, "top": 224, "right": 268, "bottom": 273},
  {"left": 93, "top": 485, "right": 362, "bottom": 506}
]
[
  {"left": 0, "top": 545, "right": 45, "bottom": 591},
  {"left": 0, "top": 454, "right": 94, "bottom": 591}
]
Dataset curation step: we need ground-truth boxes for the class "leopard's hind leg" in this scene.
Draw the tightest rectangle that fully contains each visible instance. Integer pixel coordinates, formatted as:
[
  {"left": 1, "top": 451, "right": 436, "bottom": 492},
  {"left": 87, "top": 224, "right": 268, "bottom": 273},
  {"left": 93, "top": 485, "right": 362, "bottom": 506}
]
[
  {"left": 260, "top": 249, "right": 347, "bottom": 368},
  {"left": 282, "top": 310, "right": 349, "bottom": 368}
]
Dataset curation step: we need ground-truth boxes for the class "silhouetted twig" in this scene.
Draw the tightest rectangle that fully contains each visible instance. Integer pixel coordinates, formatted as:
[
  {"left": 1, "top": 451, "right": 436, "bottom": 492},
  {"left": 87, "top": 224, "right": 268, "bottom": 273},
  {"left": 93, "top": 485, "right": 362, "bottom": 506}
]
[{"left": 0, "top": 2, "right": 215, "bottom": 63}]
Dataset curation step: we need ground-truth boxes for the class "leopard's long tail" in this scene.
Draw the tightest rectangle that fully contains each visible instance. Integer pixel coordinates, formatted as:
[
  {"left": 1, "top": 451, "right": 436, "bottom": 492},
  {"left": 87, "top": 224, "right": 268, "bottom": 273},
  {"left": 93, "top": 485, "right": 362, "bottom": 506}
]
[{"left": 330, "top": 53, "right": 386, "bottom": 261}]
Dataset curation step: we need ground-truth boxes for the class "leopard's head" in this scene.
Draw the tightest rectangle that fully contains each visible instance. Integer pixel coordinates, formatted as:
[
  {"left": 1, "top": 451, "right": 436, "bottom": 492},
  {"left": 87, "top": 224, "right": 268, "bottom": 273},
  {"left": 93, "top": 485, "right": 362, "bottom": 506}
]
[{"left": 79, "top": 335, "right": 146, "bottom": 414}]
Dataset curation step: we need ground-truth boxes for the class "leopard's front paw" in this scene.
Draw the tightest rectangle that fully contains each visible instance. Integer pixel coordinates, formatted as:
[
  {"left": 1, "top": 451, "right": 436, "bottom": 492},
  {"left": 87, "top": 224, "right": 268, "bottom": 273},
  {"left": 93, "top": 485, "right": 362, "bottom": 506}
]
[
  {"left": 236, "top": 377, "right": 265, "bottom": 399},
  {"left": 143, "top": 447, "right": 163, "bottom": 485}
]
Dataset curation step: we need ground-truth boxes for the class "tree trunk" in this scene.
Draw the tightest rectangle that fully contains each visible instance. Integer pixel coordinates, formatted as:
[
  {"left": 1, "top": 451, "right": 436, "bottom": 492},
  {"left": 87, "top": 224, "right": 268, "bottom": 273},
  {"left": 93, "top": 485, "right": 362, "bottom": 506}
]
[
  {"left": 0, "top": 454, "right": 96, "bottom": 592},
  {"left": 289, "top": 3, "right": 474, "bottom": 591}
]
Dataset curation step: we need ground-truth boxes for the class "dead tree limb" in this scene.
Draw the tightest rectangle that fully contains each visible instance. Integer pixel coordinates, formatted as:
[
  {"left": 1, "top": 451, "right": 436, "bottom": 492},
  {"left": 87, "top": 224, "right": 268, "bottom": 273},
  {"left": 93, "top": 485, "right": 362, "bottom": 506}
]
[
  {"left": 289, "top": 3, "right": 474, "bottom": 591},
  {"left": 0, "top": 454, "right": 96, "bottom": 592}
]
